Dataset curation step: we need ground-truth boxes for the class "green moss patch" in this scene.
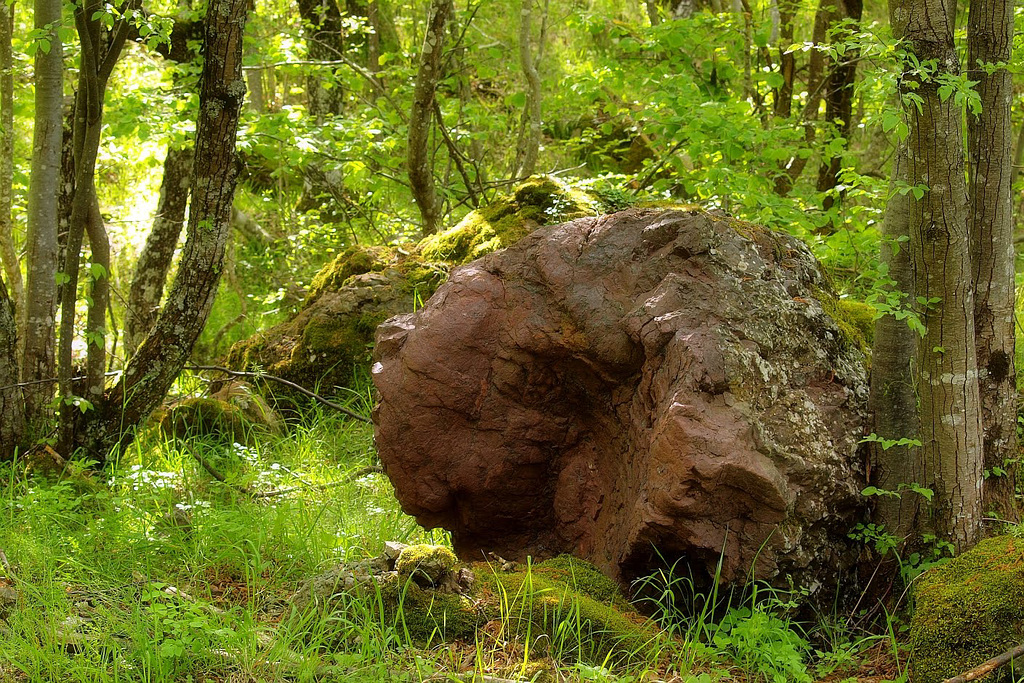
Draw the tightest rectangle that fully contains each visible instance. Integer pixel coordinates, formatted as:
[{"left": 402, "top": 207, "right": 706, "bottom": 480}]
[
  {"left": 812, "top": 288, "right": 874, "bottom": 358},
  {"left": 419, "top": 177, "right": 603, "bottom": 264},
  {"left": 910, "top": 535, "right": 1024, "bottom": 683}
]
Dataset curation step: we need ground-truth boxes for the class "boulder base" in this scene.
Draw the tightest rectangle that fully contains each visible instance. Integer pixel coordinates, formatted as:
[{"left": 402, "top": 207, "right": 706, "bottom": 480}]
[{"left": 373, "top": 208, "right": 868, "bottom": 593}]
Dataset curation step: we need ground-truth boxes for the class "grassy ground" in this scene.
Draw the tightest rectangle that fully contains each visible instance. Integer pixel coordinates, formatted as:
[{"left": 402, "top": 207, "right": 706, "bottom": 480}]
[{"left": 0, "top": 394, "right": 909, "bottom": 683}]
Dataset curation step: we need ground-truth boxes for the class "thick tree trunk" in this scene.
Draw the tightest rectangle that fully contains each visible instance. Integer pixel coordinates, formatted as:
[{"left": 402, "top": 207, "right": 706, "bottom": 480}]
[
  {"left": 80, "top": 0, "right": 249, "bottom": 460},
  {"left": 870, "top": 141, "right": 922, "bottom": 544},
  {"left": 408, "top": 0, "right": 450, "bottom": 237},
  {"left": 0, "top": 0, "right": 21, "bottom": 331},
  {"left": 125, "top": 145, "right": 192, "bottom": 357},
  {"left": 967, "top": 0, "right": 1017, "bottom": 522},
  {"left": 22, "top": 0, "right": 63, "bottom": 433},
  {"left": 892, "top": 0, "right": 983, "bottom": 551},
  {"left": 0, "top": 276, "right": 22, "bottom": 459},
  {"left": 513, "top": 0, "right": 543, "bottom": 179}
]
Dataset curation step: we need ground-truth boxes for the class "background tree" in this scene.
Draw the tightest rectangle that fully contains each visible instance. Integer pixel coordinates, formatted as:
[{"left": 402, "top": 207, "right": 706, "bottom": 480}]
[
  {"left": 408, "top": 0, "right": 450, "bottom": 237},
  {"left": 0, "top": 0, "right": 20, "bottom": 328},
  {"left": 124, "top": 145, "right": 193, "bottom": 357},
  {"left": 0, "top": 275, "right": 21, "bottom": 459}
]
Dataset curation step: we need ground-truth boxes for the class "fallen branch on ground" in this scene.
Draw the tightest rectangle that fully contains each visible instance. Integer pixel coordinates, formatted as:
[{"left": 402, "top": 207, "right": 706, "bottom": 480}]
[
  {"left": 185, "top": 364, "right": 371, "bottom": 423},
  {"left": 943, "top": 642, "right": 1024, "bottom": 683}
]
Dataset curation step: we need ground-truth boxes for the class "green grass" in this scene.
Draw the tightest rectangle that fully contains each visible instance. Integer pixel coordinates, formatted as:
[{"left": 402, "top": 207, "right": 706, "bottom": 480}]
[{"left": 0, "top": 393, "right": 902, "bottom": 683}]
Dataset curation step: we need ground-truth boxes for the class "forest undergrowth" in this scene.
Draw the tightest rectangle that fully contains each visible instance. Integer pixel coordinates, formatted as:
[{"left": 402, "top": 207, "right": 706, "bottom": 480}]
[{"left": 0, "top": 376, "right": 945, "bottom": 683}]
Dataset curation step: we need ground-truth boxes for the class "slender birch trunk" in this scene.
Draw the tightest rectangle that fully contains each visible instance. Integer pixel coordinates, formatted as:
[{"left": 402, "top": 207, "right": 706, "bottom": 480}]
[
  {"left": 408, "top": 0, "right": 450, "bottom": 237},
  {"left": 22, "top": 0, "right": 63, "bottom": 433}
]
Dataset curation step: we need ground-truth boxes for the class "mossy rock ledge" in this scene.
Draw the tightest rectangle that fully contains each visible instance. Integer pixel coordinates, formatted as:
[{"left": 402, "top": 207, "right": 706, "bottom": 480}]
[
  {"left": 227, "top": 177, "right": 608, "bottom": 401},
  {"left": 911, "top": 535, "right": 1024, "bottom": 683},
  {"left": 289, "top": 543, "right": 663, "bottom": 666}
]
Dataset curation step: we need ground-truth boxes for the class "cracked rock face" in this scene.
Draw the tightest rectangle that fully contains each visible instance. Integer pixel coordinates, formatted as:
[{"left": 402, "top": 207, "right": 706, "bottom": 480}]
[{"left": 372, "top": 208, "right": 868, "bottom": 594}]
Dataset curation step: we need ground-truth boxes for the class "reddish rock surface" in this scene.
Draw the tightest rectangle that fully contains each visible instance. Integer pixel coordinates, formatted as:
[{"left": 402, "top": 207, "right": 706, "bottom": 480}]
[{"left": 372, "top": 208, "right": 868, "bottom": 593}]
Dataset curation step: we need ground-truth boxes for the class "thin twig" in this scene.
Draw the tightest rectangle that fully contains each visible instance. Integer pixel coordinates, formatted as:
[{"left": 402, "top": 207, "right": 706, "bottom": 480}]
[
  {"left": 190, "top": 448, "right": 228, "bottom": 483},
  {"left": 184, "top": 365, "right": 371, "bottom": 423},
  {"left": 943, "top": 642, "right": 1024, "bottom": 683}
]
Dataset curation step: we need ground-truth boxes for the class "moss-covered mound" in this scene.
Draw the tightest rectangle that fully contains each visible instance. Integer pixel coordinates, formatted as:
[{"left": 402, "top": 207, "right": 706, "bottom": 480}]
[
  {"left": 419, "top": 176, "right": 603, "bottom": 264},
  {"left": 910, "top": 535, "right": 1024, "bottom": 683},
  {"left": 228, "top": 178, "right": 609, "bottom": 399},
  {"left": 159, "top": 396, "right": 278, "bottom": 446}
]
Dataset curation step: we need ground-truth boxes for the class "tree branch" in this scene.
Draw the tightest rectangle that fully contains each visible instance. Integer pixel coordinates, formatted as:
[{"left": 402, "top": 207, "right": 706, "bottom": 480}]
[{"left": 185, "top": 365, "right": 371, "bottom": 423}]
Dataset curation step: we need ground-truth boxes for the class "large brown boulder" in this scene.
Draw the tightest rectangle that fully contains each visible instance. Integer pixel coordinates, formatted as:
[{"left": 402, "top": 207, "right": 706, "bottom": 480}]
[{"left": 372, "top": 208, "right": 869, "bottom": 594}]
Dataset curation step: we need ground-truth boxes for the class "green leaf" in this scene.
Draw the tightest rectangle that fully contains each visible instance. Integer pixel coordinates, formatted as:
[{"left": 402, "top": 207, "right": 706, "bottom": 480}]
[{"left": 506, "top": 92, "right": 527, "bottom": 108}]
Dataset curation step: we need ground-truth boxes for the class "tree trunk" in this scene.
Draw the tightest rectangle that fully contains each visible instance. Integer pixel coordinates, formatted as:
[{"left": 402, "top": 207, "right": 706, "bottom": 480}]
[
  {"left": 0, "top": 0, "right": 21, "bottom": 332},
  {"left": 816, "top": 0, "right": 862, "bottom": 208},
  {"left": 0, "top": 275, "right": 22, "bottom": 459},
  {"left": 125, "top": 145, "right": 192, "bottom": 357},
  {"left": 408, "top": 0, "right": 450, "bottom": 237},
  {"left": 513, "top": 0, "right": 543, "bottom": 179},
  {"left": 57, "top": 0, "right": 134, "bottom": 453},
  {"left": 967, "top": 0, "right": 1016, "bottom": 522},
  {"left": 22, "top": 0, "right": 64, "bottom": 433},
  {"left": 80, "top": 0, "right": 249, "bottom": 460},
  {"left": 773, "top": 0, "right": 795, "bottom": 118},
  {"left": 892, "top": 0, "right": 983, "bottom": 552},
  {"left": 295, "top": 0, "right": 346, "bottom": 119},
  {"left": 773, "top": 0, "right": 832, "bottom": 195},
  {"left": 870, "top": 141, "right": 922, "bottom": 544}
]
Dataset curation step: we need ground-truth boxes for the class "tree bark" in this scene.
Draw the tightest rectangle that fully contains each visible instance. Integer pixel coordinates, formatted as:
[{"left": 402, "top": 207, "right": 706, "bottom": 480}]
[
  {"left": 22, "top": 0, "right": 63, "bottom": 433},
  {"left": 967, "top": 0, "right": 1017, "bottom": 522},
  {"left": 870, "top": 141, "right": 922, "bottom": 544},
  {"left": 295, "top": 0, "right": 346, "bottom": 119},
  {"left": 892, "top": 0, "right": 983, "bottom": 551},
  {"left": 80, "top": 0, "right": 249, "bottom": 460},
  {"left": 57, "top": 0, "right": 134, "bottom": 453},
  {"left": 773, "top": 0, "right": 832, "bottom": 195},
  {"left": 125, "top": 145, "right": 192, "bottom": 357},
  {"left": 513, "top": 0, "right": 543, "bottom": 179},
  {"left": 0, "top": 0, "right": 21, "bottom": 333},
  {"left": 0, "top": 275, "right": 22, "bottom": 459},
  {"left": 816, "top": 0, "right": 863, "bottom": 208},
  {"left": 408, "top": 0, "right": 450, "bottom": 237}
]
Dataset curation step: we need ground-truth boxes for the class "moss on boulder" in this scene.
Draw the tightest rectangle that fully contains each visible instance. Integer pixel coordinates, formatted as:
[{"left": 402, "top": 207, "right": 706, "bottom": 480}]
[
  {"left": 396, "top": 544, "right": 458, "bottom": 588},
  {"left": 910, "top": 535, "right": 1024, "bottom": 683},
  {"left": 420, "top": 176, "right": 602, "bottom": 264},
  {"left": 228, "top": 178, "right": 608, "bottom": 400},
  {"left": 811, "top": 288, "right": 874, "bottom": 358}
]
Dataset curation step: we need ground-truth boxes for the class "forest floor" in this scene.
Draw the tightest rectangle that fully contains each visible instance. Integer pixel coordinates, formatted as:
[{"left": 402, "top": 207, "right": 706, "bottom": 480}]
[{"left": 0, "top": 396, "right": 915, "bottom": 683}]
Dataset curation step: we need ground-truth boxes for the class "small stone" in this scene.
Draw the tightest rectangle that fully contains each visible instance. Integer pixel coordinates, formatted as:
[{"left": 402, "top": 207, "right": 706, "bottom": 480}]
[{"left": 383, "top": 541, "right": 408, "bottom": 566}]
